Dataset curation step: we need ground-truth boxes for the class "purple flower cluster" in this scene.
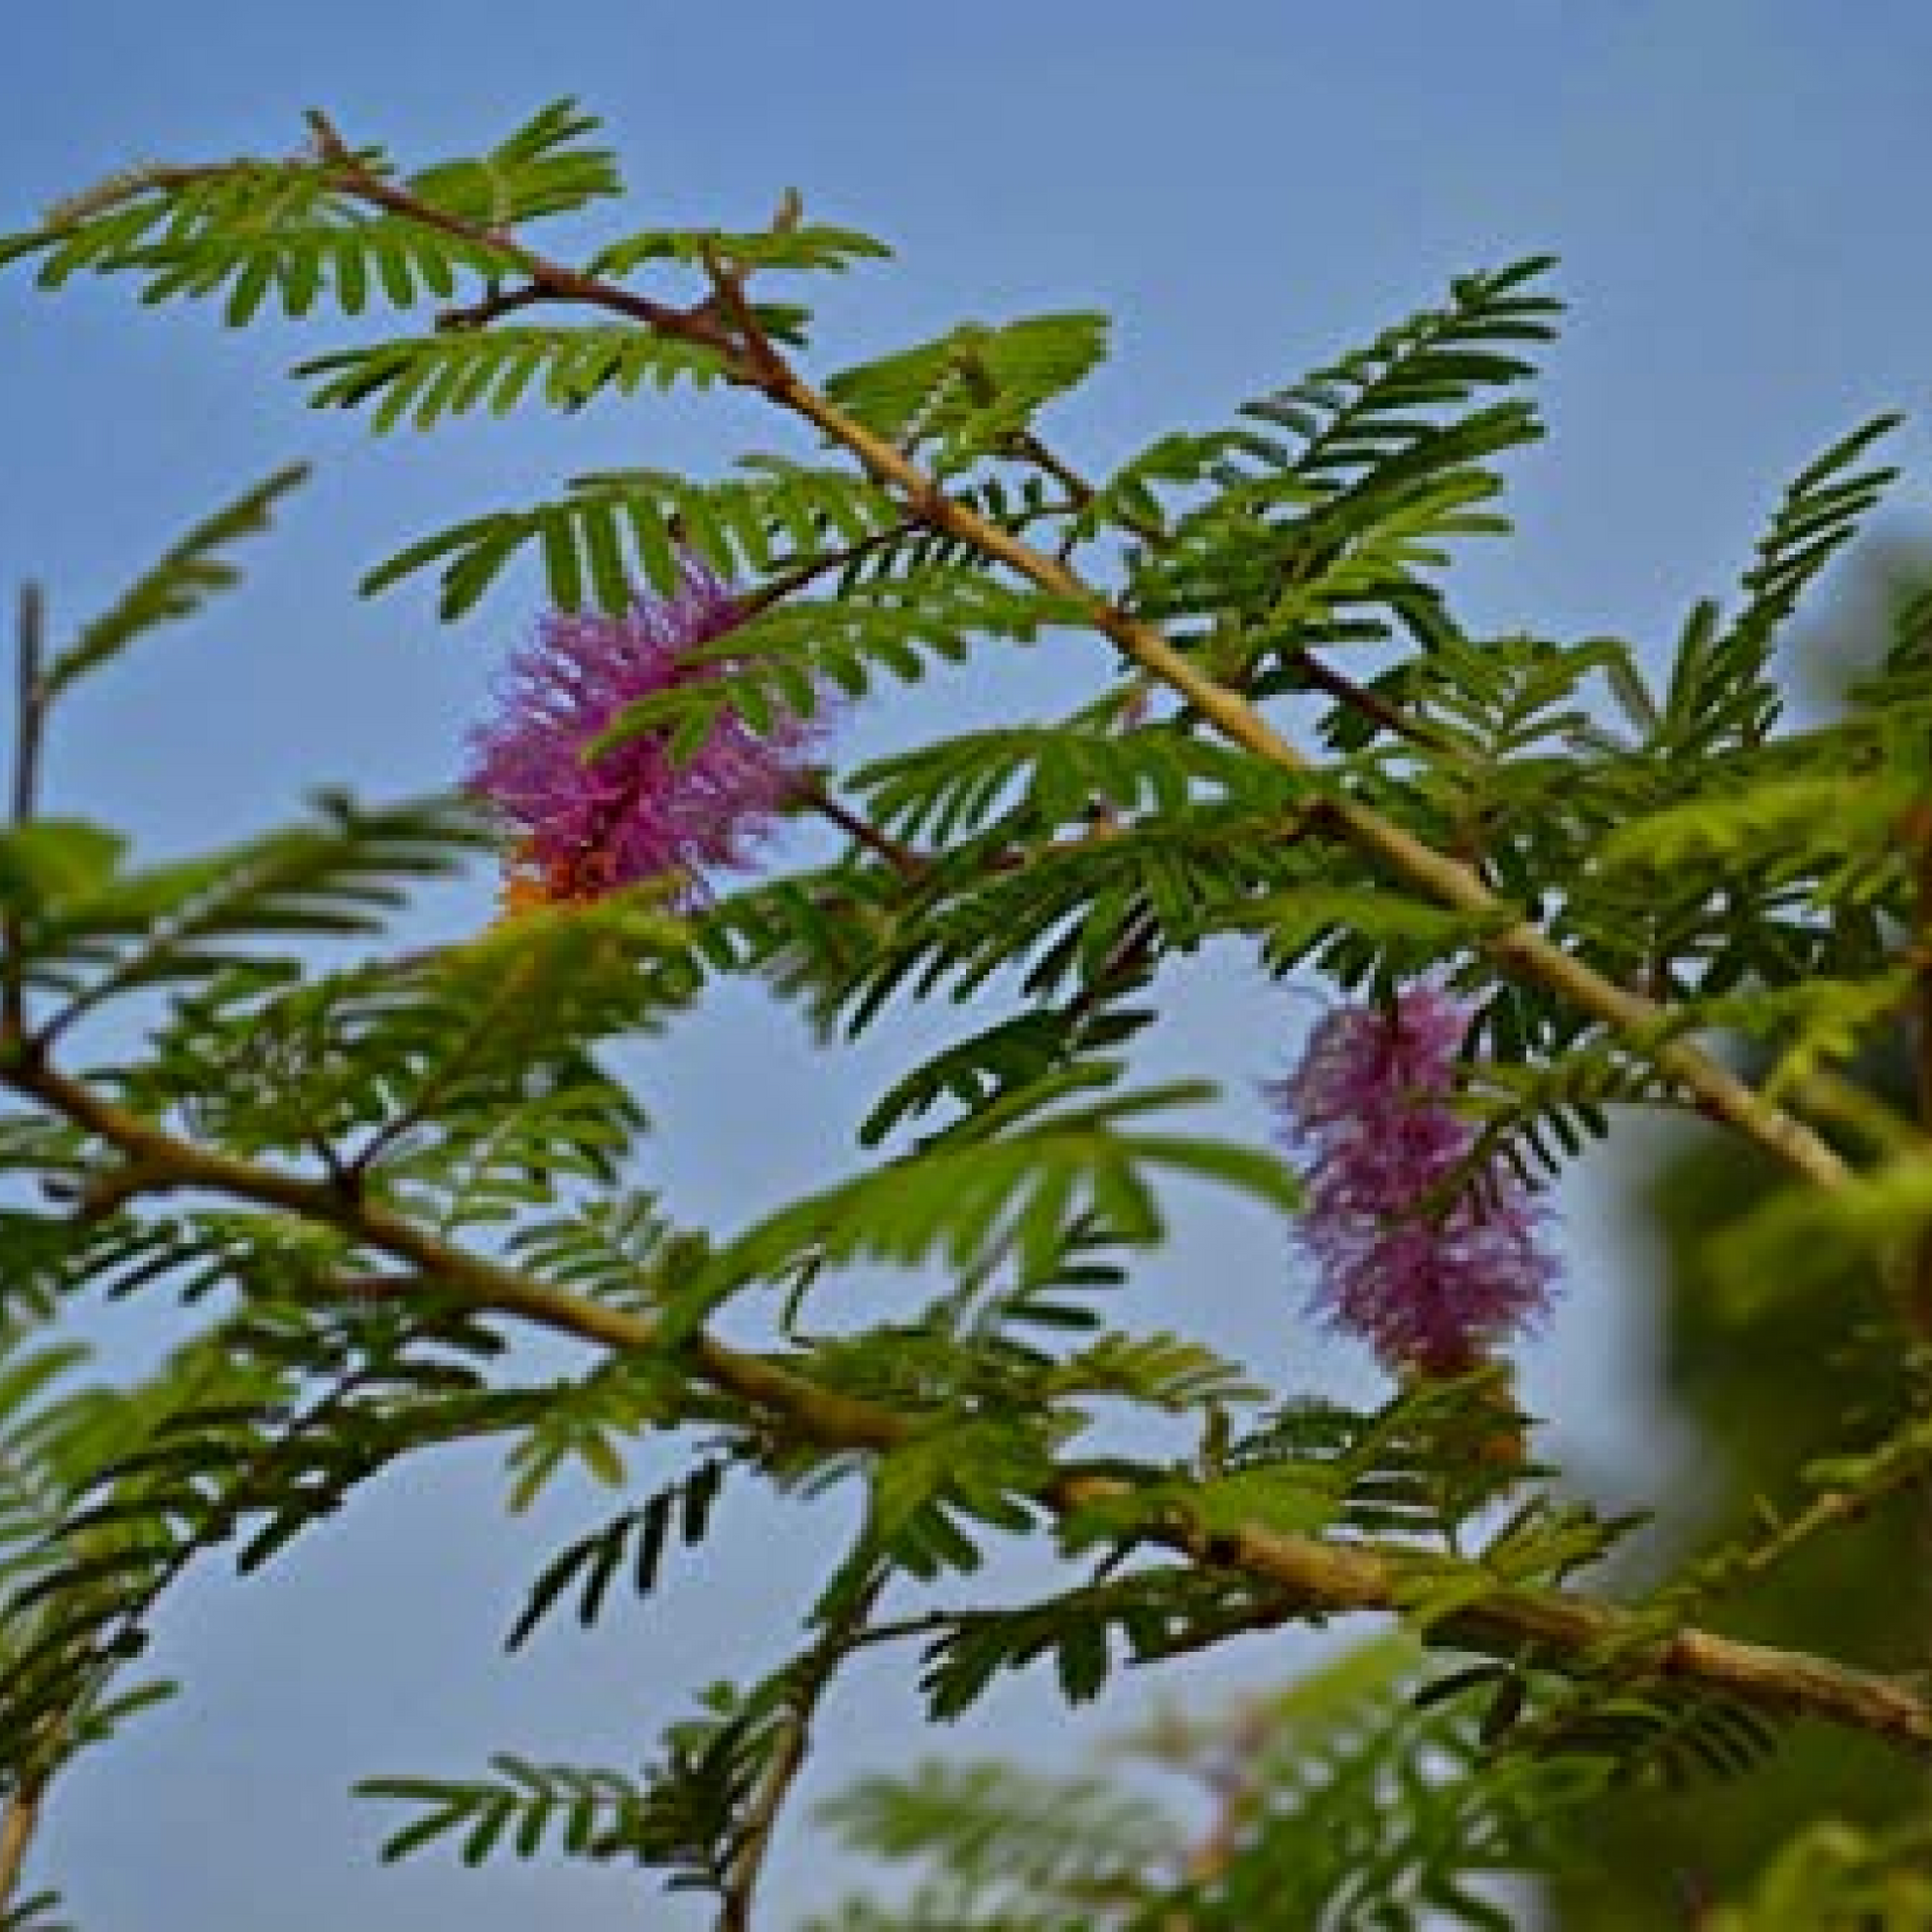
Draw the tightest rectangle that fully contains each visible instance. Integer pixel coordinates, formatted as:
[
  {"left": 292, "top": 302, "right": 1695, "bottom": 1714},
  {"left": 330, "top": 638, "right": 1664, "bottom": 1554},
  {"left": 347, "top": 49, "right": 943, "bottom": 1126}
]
[
  {"left": 1269, "top": 984, "right": 1557, "bottom": 1374},
  {"left": 467, "top": 565, "right": 819, "bottom": 909}
]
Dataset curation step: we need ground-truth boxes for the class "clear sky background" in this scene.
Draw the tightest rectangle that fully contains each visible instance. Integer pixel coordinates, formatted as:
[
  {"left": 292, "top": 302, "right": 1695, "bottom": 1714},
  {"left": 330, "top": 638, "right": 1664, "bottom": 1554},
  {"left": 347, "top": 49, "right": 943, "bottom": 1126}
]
[{"left": 3, "top": 3, "right": 1930, "bottom": 1927}]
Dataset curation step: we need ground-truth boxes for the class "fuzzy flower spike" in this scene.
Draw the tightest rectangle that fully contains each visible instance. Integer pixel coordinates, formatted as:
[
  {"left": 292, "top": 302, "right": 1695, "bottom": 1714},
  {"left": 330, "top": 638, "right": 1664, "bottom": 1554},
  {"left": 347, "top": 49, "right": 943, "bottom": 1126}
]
[
  {"left": 1269, "top": 983, "right": 1558, "bottom": 1375},
  {"left": 468, "top": 563, "right": 820, "bottom": 910}
]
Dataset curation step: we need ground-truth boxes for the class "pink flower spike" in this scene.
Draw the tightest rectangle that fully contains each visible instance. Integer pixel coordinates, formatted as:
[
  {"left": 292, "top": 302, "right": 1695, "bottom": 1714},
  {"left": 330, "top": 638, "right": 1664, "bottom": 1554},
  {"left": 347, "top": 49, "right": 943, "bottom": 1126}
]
[
  {"left": 467, "top": 563, "right": 822, "bottom": 909},
  {"left": 1268, "top": 983, "right": 1558, "bottom": 1375}
]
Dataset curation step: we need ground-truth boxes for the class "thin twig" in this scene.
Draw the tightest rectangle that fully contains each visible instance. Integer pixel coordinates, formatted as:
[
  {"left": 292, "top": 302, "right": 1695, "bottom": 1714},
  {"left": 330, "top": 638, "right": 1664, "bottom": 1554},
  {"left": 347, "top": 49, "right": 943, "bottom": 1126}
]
[
  {"left": 302, "top": 113, "right": 751, "bottom": 376},
  {"left": 1283, "top": 646, "right": 1448, "bottom": 751},
  {"left": 11, "top": 586, "right": 46, "bottom": 833},
  {"left": 800, "top": 778, "right": 928, "bottom": 879},
  {"left": 733, "top": 516, "right": 927, "bottom": 621},
  {"left": 718, "top": 1561, "right": 886, "bottom": 1932},
  {"left": 4, "top": 584, "right": 47, "bottom": 1041},
  {"left": 697, "top": 240, "right": 788, "bottom": 389},
  {"left": 435, "top": 280, "right": 556, "bottom": 332}
]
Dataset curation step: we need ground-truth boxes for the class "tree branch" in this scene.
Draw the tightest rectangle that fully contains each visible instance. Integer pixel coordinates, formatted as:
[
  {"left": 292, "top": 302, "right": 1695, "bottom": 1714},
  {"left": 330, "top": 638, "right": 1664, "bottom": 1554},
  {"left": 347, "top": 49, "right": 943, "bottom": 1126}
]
[
  {"left": 288, "top": 125, "right": 1849, "bottom": 1189},
  {"left": 762, "top": 371, "right": 1853, "bottom": 1193},
  {"left": 0, "top": 1769, "right": 45, "bottom": 1918},
  {"left": 1117, "top": 1492, "right": 1932, "bottom": 1755},
  {"left": 301, "top": 113, "right": 754, "bottom": 379},
  {"left": 2, "top": 1054, "right": 1920, "bottom": 1754}
]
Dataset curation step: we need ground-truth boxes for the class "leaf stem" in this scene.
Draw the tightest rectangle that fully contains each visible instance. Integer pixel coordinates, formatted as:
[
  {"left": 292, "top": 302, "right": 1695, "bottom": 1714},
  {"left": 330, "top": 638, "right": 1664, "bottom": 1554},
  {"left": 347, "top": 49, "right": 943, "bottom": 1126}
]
[
  {"left": 799, "top": 777, "right": 927, "bottom": 878},
  {"left": 304, "top": 112, "right": 753, "bottom": 376}
]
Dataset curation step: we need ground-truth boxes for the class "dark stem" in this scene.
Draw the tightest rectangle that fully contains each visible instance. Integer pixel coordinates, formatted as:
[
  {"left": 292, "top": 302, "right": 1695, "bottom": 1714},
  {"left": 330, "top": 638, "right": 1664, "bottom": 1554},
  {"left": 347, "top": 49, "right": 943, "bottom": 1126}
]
[
  {"left": 4, "top": 584, "right": 47, "bottom": 1041},
  {"left": 801, "top": 778, "right": 928, "bottom": 879},
  {"left": 435, "top": 280, "right": 555, "bottom": 331},
  {"left": 302, "top": 112, "right": 746, "bottom": 369},
  {"left": 733, "top": 516, "right": 926, "bottom": 621},
  {"left": 698, "top": 241, "right": 789, "bottom": 389},
  {"left": 1284, "top": 647, "right": 1448, "bottom": 752},
  {"left": 716, "top": 1562, "right": 885, "bottom": 1932},
  {"left": 11, "top": 585, "right": 45, "bottom": 829}
]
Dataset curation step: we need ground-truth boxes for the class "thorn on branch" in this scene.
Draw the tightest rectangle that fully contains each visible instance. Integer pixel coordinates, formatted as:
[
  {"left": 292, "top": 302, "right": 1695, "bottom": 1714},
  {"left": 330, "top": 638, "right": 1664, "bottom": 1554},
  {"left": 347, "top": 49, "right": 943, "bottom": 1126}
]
[
  {"left": 698, "top": 240, "right": 789, "bottom": 390},
  {"left": 303, "top": 109, "right": 348, "bottom": 167}
]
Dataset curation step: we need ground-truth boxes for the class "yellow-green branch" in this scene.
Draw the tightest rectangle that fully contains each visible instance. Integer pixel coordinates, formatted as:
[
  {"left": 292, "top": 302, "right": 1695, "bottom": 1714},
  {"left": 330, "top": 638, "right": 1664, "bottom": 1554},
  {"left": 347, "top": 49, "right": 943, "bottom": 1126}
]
[
  {"left": 297, "top": 130, "right": 1850, "bottom": 1195},
  {"left": 9, "top": 1054, "right": 1920, "bottom": 1754}
]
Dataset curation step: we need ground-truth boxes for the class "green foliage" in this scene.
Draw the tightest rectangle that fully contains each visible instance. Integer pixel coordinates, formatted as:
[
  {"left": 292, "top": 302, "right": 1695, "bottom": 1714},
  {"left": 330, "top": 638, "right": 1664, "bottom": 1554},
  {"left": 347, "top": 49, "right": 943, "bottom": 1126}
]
[
  {"left": 1707, "top": 1820, "right": 1932, "bottom": 1931},
  {"left": 591, "top": 566, "right": 1071, "bottom": 754},
  {"left": 362, "top": 463, "right": 917, "bottom": 620},
  {"left": 850, "top": 717, "right": 1287, "bottom": 847},
  {"left": 116, "top": 895, "right": 687, "bottom": 1218},
  {"left": 298, "top": 326, "right": 734, "bottom": 431},
  {"left": 660, "top": 1065, "right": 1302, "bottom": 1344},
  {"left": 814, "top": 1640, "right": 1590, "bottom": 1931},
  {"left": 361, "top": 1752, "right": 660, "bottom": 1867},
  {"left": 815, "top": 1760, "right": 1182, "bottom": 1916},
  {"left": 588, "top": 219, "right": 891, "bottom": 283},
  {"left": 913, "top": 1565, "right": 1280, "bottom": 1718},
  {"left": 1215, "top": 1374, "right": 1535, "bottom": 1549},
  {"left": 1100, "top": 257, "right": 1557, "bottom": 704},
  {"left": 1667, "top": 416, "right": 1902, "bottom": 759},
  {"left": 4, "top": 789, "right": 483, "bottom": 1028},
  {"left": 3, "top": 99, "right": 626, "bottom": 322},
  {"left": 825, "top": 312, "right": 1111, "bottom": 473},
  {"left": 362, "top": 1669, "right": 828, "bottom": 1902},
  {"left": 10, "top": 164, "right": 514, "bottom": 324},
  {"left": 505, "top": 1456, "right": 728, "bottom": 1647},
  {"left": 0, "top": 1304, "right": 515, "bottom": 1776},
  {"left": 0, "top": 95, "right": 1927, "bottom": 1932},
  {"left": 403, "top": 99, "right": 622, "bottom": 230},
  {"left": 38, "top": 467, "right": 310, "bottom": 706}
]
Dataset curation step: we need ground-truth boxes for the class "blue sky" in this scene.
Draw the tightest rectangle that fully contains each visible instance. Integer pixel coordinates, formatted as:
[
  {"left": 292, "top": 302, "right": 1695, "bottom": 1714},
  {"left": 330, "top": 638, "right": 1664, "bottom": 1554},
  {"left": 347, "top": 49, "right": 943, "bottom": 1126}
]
[{"left": 4, "top": 3, "right": 1931, "bottom": 1926}]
